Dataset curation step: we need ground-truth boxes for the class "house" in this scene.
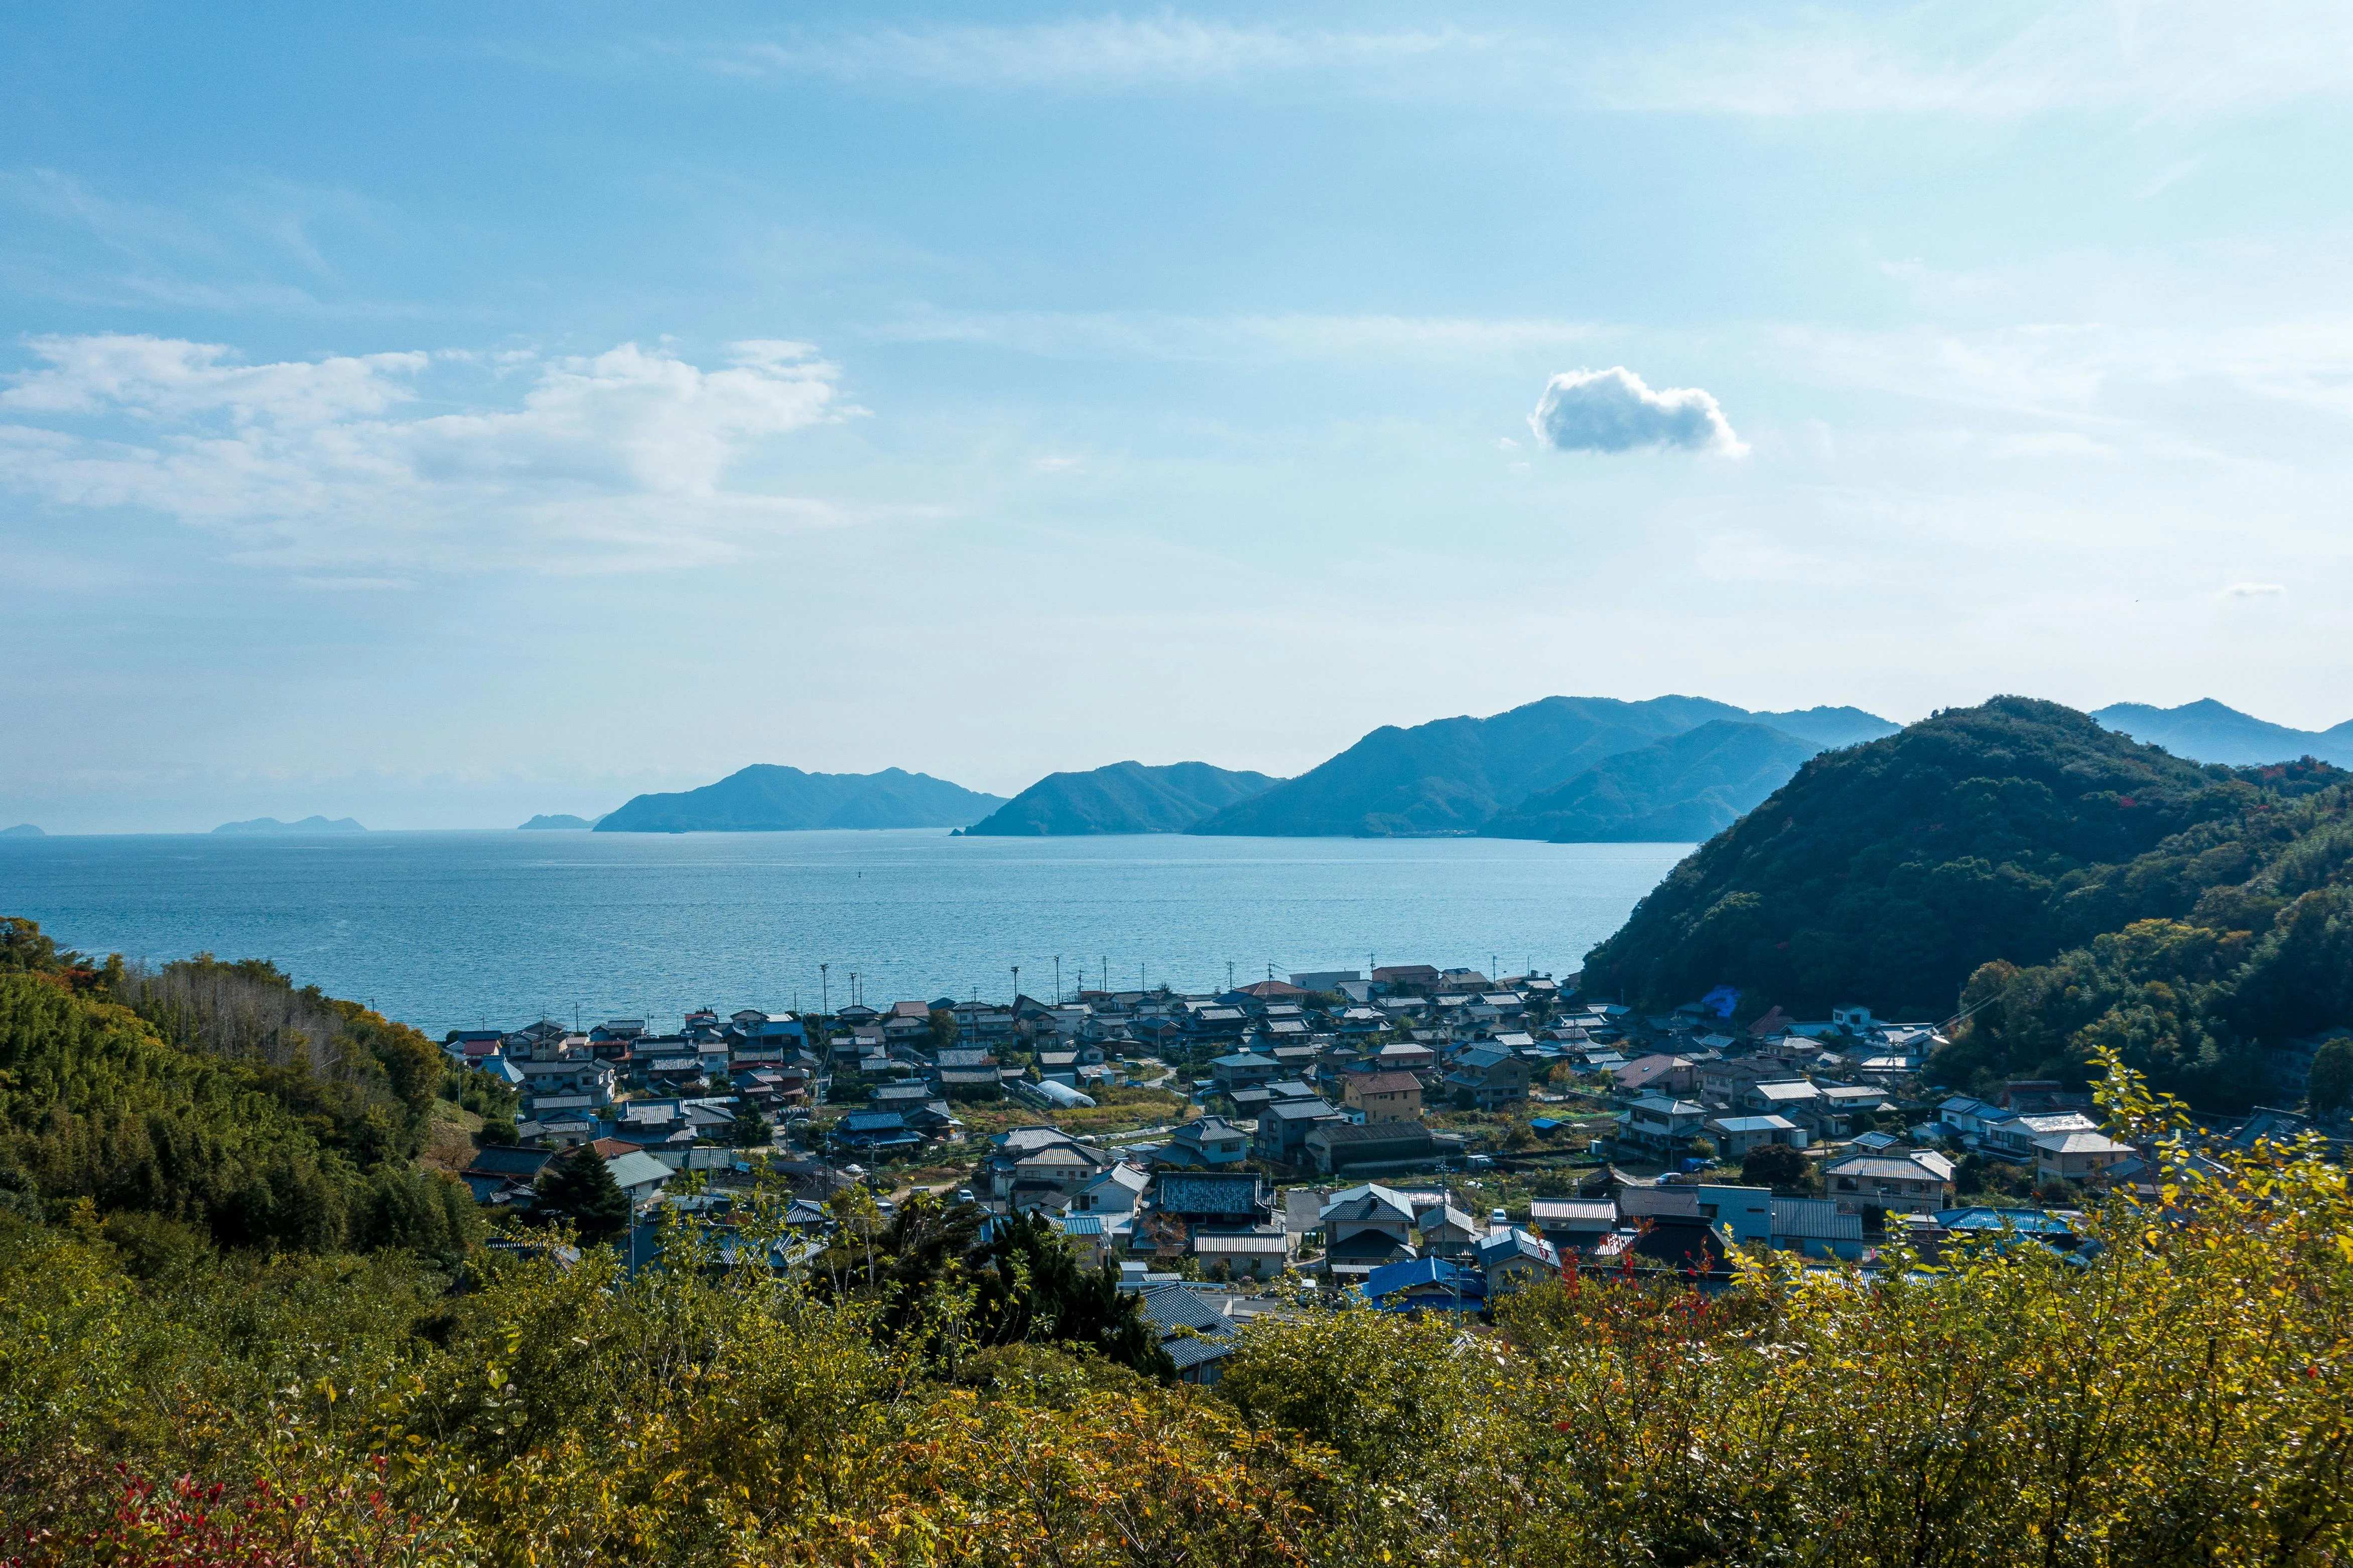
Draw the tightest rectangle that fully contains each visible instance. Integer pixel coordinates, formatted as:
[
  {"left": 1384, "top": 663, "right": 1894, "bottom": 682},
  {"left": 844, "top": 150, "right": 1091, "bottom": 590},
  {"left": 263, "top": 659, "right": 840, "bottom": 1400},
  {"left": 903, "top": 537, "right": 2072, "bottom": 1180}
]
[
  {"left": 1068, "top": 1162, "right": 1149, "bottom": 1216},
  {"left": 1146, "top": 1170, "right": 1275, "bottom": 1230},
  {"left": 1053, "top": 1211, "right": 1119, "bottom": 1270},
  {"left": 1318, "top": 1183, "right": 1419, "bottom": 1274},
  {"left": 459, "top": 1144, "right": 555, "bottom": 1205},
  {"left": 983, "top": 1126, "right": 1094, "bottom": 1199},
  {"left": 1413, "top": 1202, "right": 1482, "bottom": 1259},
  {"left": 1190, "top": 1231, "right": 1292, "bottom": 1281},
  {"left": 1363, "top": 1256, "right": 1486, "bottom": 1313},
  {"left": 1831, "top": 1004, "right": 1874, "bottom": 1035},
  {"left": 2033, "top": 1130, "right": 2135, "bottom": 1186},
  {"left": 1769, "top": 1196, "right": 1866, "bottom": 1259},
  {"left": 1341, "top": 1070, "right": 1425, "bottom": 1123},
  {"left": 1445, "top": 1043, "right": 1531, "bottom": 1109},
  {"left": 1152, "top": 1115, "right": 1250, "bottom": 1168},
  {"left": 1008, "top": 1143, "right": 1119, "bottom": 1211},
  {"left": 1983, "top": 1110, "right": 2099, "bottom": 1162},
  {"left": 1618, "top": 1096, "right": 1707, "bottom": 1158},
  {"left": 599, "top": 1145, "right": 674, "bottom": 1209},
  {"left": 1593, "top": 1215, "right": 1739, "bottom": 1286},
  {"left": 1821, "top": 1149, "right": 1956, "bottom": 1216},
  {"left": 1526, "top": 1198, "right": 1617, "bottom": 1252},
  {"left": 1303, "top": 1120, "right": 1459, "bottom": 1175},
  {"left": 1131, "top": 1281, "right": 1237, "bottom": 1384},
  {"left": 1473, "top": 1227, "right": 1561, "bottom": 1297},
  {"left": 1704, "top": 1114, "right": 1804, "bottom": 1157},
  {"left": 1255, "top": 1097, "right": 1345, "bottom": 1165},
  {"left": 1743, "top": 1078, "right": 1826, "bottom": 1124},
  {"left": 1371, "top": 964, "right": 1442, "bottom": 990},
  {"left": 834, "top": 1110, "right": 925, "bottom": 1154},
  {"left": 1613, "top": 1053, "right": 1697, "bottom": 1097},
  {"left": 1209, "top": 1052, "right": 1280, "bottom": 1091}
]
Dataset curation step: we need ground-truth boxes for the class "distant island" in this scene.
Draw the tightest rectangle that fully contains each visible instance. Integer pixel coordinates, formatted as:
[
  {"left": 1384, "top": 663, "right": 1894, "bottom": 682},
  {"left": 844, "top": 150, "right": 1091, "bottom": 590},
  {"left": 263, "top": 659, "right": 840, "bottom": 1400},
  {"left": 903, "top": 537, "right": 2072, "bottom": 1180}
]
[
  {"left": 1482, "top": 719, "right": 1825, "bottom": 842},
  {"left": 2093, "top": 698, "right": 2353, "bottom": 769},
  {"left": 962, "top": 761, "right": 1281, "bottom": 835},
  {"left": 517, "top": 814, "right": 596, "bottom": 830},
  {"left": 595, "top": 765, "right": 1005, "bottom": 833},
  {"left": 0, "top": 824, "right": 41, "bottom": 838},
  {"left": 211, "top": 815, "right": 366, "bottom": 835}
]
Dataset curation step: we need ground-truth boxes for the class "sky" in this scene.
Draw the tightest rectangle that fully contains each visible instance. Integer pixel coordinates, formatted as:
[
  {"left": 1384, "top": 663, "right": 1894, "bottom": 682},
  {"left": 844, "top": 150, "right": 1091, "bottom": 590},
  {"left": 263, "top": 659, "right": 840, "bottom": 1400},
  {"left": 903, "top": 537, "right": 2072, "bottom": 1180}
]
[{"left": 3, "top": 0, "right": 2350, "bottom": 832}]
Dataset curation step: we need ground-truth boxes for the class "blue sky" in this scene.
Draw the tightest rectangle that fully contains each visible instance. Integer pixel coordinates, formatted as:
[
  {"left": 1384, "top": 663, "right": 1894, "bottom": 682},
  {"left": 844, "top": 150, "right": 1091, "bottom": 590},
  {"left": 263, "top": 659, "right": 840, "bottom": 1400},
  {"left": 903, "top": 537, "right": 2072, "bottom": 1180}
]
[{"left": 3, "top": 1, "right": 2350, "bottom": 830}]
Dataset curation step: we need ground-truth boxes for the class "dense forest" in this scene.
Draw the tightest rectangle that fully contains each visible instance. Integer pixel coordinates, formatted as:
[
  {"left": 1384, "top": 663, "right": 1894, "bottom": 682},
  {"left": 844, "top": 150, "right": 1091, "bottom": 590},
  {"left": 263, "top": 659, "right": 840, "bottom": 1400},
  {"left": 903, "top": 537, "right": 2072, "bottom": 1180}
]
[
  {"left": 1582, "top": 698, "right": 2353, "bottom": 1108},
  {"left": 0, "top": 917, "right": 493, "bottom": 1258}
]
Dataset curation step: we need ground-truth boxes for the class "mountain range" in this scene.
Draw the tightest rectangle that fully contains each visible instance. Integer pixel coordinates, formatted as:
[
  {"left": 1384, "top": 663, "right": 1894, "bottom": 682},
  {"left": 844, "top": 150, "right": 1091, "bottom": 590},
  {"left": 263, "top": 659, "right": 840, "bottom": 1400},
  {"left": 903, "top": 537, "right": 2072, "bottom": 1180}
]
[
  {"left": 2092, "top": 699, "right": 2353, "bottom": 769},
  {"left": 594, "top": 766, "right": 1005, "bottom": 833},
  {"left": 1187, "top": 697, "right": 1898, "bottom": 839},
  {"left": 1481, "top": 720, "right": 1828, "bottom": 842},
  {"left": 962, "top": 761, "right": 1281, "bottom": 836},
  {"left": 517, "top": 814, "right": 596, "bottom": 830},
  {"left": 212, "top": 816, "right": 366, "bottom": 835}
]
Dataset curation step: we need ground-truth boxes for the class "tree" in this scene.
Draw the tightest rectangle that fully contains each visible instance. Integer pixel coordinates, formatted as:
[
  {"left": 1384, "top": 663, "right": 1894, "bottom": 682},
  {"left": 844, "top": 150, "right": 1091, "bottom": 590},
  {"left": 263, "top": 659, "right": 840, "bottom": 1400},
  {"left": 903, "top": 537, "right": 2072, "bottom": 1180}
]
[
  {"left": 728, "top": 1098, "right": 771, "bottom": 1148},
  {"left": 533, "top": 1143, "right": 632, "bottom": 1246},
  {"left": 2309, "top": 1035, "right": 2353, "bottom": 1115},
  {"left": 1741, "top": 1142, "right": 1812, "bottom": 1191},
  {"left": 929, "top": 1009, "right": 959, "bottom": 1051}
]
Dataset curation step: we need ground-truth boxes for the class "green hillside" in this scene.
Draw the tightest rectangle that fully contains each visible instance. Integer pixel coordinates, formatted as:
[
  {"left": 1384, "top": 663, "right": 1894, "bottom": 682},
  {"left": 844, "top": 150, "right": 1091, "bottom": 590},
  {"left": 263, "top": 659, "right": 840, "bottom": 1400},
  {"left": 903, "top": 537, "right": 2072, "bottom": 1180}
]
[
  {"left": 964, "top": 760, "right": 1279, "bottom": 835},
  {"left": 1484, "top": 720, "right": 1823, "bottom": 842},
  {"left": 1581, "top": 698, "right": 2352, "bottom": 1109},
  {"left": 0, "top": 917, "right": 480, "bottom": 1255}
]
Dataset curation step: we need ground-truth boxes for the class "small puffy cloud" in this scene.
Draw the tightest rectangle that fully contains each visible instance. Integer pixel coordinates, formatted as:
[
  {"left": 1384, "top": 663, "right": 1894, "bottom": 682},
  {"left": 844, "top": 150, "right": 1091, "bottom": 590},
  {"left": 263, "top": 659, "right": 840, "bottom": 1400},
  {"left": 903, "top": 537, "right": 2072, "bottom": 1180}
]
[
  {"left": 0, "top": 335, "right": 843, "bottom": 572},
  {"left": 2221, "top": 582, "right": 2286, "bottom": 598},
  {"left": 1528, "top": 366, "right": 1745, "bottom": 456}
]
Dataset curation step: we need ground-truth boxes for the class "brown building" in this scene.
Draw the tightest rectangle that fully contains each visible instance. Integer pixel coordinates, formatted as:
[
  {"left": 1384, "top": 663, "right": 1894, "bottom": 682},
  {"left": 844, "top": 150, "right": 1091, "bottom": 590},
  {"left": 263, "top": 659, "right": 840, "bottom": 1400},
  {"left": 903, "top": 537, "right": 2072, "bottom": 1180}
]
[{"left": 1342, "top": 1069, "right": 1425, "bottom": 1123}]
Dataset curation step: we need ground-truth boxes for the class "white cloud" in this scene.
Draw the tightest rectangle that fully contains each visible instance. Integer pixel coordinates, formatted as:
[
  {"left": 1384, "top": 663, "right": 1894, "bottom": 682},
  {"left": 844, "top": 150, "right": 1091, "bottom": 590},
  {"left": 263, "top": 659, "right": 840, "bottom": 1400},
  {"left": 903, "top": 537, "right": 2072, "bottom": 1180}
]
[
  {"left": 1528, "top": 367, "right": 1745, "bottom": 456},
  {"left": 0, "top": 335, "right": 844, "bottom": 571},
  {"left": 2222, "top": 582, "right": 2287, "bottom": 597}
]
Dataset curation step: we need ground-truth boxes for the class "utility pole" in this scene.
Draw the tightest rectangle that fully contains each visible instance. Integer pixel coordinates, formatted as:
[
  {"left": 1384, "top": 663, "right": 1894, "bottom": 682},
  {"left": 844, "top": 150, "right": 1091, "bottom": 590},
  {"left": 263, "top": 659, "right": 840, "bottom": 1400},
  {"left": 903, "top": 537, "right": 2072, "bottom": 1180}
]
[
  {"left": 1055, "top": 955, "right": 1062, "bottom": 1005},
  {"left": 1227, "top": 961, "right": 1235, "bottom": 992},
  {"left": 1011, "top": 964, "right": 1019, "bottom": 1004},
  {"left": 821, "top": 963, "right": 829, "bottom": 1018}
]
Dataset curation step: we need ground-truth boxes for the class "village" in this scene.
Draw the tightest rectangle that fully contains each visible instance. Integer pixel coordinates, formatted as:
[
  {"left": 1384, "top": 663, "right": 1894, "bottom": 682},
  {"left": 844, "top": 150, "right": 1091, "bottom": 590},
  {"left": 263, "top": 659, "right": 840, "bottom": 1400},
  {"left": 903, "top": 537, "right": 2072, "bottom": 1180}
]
[{"left": 441, "top": 962, "right": 2336, "bottom": 1383}]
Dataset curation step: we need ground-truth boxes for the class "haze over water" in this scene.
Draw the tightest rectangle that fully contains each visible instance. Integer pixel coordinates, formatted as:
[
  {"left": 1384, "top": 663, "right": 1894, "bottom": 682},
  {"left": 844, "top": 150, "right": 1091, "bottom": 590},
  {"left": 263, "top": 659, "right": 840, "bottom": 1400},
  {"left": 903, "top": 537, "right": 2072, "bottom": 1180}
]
[{"left": 0, "top": 831, "right": 1687, "bottom": 1035}]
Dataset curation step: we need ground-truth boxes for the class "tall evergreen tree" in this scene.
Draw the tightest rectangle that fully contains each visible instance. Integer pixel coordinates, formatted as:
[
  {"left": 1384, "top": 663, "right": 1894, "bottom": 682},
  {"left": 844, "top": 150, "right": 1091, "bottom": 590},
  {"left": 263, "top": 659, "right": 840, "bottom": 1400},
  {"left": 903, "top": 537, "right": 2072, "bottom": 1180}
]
[
  {"left": 534, "top": 1143, "right": 631, "bottom": 1246},
  {"left": 728, "top": 1098, "right": 771, "bottom": 1148}
]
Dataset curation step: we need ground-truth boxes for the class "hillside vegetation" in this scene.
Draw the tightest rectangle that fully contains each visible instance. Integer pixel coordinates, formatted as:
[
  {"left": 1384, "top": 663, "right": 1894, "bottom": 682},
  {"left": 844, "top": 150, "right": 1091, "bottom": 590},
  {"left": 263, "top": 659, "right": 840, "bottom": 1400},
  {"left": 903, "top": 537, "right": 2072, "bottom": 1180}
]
[
  {"left": 0, "top": 1053, "right": 2344, "bottom": 1565},
  {"left": 1582, "top": 697, "right": 2353, "bottom": 1108},
  {"left": 0, "top": 918, "right": 482, "bottom": 1257}
]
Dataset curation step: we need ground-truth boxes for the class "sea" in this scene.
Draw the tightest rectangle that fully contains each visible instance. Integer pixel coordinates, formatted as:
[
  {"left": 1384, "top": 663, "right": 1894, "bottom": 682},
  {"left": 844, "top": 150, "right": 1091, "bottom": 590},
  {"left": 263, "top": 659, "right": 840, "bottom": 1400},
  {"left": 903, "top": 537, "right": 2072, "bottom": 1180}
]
[{"left": 0, "top": 830, "right": 1689, "bottom": 1036}]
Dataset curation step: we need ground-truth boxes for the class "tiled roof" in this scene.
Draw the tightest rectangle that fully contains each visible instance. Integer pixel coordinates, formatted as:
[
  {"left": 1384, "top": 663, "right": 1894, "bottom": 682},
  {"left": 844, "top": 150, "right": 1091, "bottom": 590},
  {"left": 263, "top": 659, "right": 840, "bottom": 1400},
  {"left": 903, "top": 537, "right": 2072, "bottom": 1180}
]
[{"left": 1150, "top": 1173, "right": 1267, "bottom": 1214}]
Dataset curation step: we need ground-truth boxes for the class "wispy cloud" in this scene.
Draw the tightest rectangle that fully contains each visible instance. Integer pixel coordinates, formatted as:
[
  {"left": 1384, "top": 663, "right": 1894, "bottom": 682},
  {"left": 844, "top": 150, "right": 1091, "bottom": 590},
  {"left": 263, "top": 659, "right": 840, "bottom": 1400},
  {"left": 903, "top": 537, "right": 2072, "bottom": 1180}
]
[
  {"left": 2222, "top": 582, "right": 2287, "bottom": 597},
  {"left": 870, "top": 308, "right": 1599, "bottom": 364},
  {"left": 0, "top": 335, "right": 847, "bottom": 573},
  {"left": 707, "top": 17, "right": 1487, "bottom": 92},
  {"left": 683, "top": 4, "right": 2353, "bottom": 118}
]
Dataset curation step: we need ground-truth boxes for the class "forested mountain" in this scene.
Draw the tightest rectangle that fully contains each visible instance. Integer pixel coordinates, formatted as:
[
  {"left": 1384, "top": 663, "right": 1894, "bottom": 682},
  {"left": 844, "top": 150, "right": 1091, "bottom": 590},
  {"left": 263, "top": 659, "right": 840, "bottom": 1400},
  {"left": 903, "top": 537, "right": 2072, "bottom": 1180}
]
[
  {"left": 2093, "top": 698, "right": 2353, "bottom": 768},
  {"left": 1187, "top": 695, "right": 1895, "bottom": 838},
  {"left": 0, "top": 916, "right": 481, "bottom": 1255},
  {"left": 517, "top": 813, "right": 594, "bottom": 829},
  {"left": 1581, "top": 697, "right": 2353, "bottom": 1109},
  {"left": 596, "top": 765, "right": 1005, "bottom": 832},
  {"left": 1188, "top": 695, "right": 1753, "bottom": 837},
  {"left": 1484, "top": 721, "right": 1824, "bottom": 842},
  {"left": 964, "top": 761, "right": 1280, "bottom": 835}
]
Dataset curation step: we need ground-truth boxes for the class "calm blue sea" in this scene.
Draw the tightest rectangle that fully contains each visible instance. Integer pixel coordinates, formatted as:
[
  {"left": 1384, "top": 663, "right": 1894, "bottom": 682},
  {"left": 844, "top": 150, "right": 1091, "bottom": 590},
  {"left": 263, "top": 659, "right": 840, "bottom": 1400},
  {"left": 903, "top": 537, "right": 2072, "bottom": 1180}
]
[{"left": 0, "top": 830, "right": 1688, "bottom": 1036}]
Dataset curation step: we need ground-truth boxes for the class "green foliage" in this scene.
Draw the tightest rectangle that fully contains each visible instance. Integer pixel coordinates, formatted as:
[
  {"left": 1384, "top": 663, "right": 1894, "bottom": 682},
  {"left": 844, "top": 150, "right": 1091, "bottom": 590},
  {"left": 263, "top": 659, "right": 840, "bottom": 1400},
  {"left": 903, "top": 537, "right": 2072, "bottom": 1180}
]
[
  {"left": 531, "top": 1143, "right": 631, "bottom": 1247},
  {"left": 2311, "top": 1035, "right": 2353, "bottom": 1115},
  {"left": 927, "top": 1007, "right": 958, "bottom": 1050},
  {"left": 1740, "top": 1141, "right": 1812, "bottom": 1191},
  {"left": 0, "top": 1049, "right": 2346, "bottom": 1564}
]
